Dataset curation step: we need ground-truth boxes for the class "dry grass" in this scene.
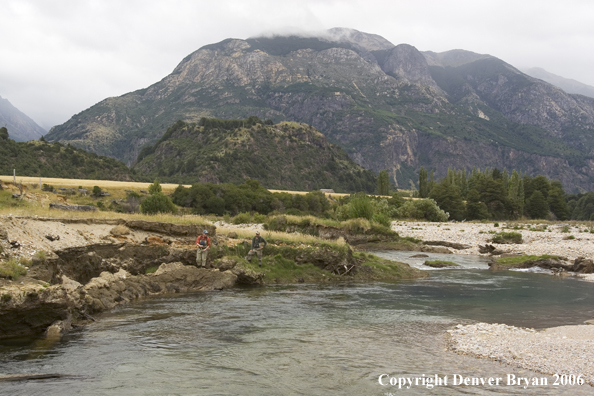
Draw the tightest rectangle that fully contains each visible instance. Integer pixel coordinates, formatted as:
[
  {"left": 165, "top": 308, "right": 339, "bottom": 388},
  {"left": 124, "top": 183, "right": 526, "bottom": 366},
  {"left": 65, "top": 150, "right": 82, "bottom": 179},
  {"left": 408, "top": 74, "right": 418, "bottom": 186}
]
[
  {"left": 217, "top": 225, "right": 346, "bottom": 247},
  {"left": 0, "top": 175, "right": 187, "bottom": 194}
]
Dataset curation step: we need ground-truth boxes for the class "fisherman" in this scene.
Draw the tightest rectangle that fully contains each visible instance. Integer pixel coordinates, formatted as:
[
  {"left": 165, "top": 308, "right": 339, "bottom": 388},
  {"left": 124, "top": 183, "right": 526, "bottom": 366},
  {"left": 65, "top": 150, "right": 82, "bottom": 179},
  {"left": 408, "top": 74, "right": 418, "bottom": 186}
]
[
  {"left": 245, "top": 231, "right": 267, "bottom": 267},
  {"left": 196, "top": 230, "right": 211, "bottom": 267}
]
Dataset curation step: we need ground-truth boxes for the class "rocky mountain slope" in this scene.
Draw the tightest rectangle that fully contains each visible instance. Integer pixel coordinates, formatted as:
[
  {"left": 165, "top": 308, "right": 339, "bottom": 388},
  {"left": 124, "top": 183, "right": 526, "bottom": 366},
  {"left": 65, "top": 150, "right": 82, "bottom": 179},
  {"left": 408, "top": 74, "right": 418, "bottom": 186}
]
[
  {"left": 132, "top": 117, "right": 377, "bottom": 192},
  {"left": 0, "top": 95, "right": 46, "bottom": 142},
  {"left": 45, "top": 28, "right": 594, "bottom": 192},
  {"left": 522, "top": 67, "right": 594, "bottom": 99}
]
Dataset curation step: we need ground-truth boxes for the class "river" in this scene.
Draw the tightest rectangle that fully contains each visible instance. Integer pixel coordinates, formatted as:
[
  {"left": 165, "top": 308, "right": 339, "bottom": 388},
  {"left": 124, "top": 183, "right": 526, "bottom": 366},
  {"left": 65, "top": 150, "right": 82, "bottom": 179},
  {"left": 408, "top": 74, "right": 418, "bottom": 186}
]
[{"left": 1, "top": 251, "right": 594, "bottom": 395}]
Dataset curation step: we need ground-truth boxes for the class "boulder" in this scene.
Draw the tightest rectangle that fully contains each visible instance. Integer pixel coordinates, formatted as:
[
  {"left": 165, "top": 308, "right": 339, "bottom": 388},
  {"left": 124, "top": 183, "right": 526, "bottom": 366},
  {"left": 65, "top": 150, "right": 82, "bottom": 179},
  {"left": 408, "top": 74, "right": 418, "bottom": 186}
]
[
  {"left": 110, "top": 225, "right": 130, "bottom": 236},
  {"left": 573, "top": 257, "right": 594, "bottom": 274},
  {"left": 214, "top": 257, "right": 238, "bottom": 271}
]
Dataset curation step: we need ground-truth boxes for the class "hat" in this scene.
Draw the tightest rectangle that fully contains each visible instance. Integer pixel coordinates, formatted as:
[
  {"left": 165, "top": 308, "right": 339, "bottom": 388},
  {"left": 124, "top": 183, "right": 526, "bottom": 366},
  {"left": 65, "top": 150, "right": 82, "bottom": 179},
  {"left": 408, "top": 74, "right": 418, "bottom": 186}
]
[
  {"left": 203, "top": 230, "right": 208, "bottom": 234},
  {"left": 256, "top": 231, "right": 260, "bottom": 235}
]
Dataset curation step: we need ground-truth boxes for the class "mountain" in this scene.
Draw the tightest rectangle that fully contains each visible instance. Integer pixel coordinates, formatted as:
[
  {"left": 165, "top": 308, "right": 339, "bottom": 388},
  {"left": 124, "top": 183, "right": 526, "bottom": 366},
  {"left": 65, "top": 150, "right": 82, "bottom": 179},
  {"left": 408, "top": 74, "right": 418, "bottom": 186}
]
[
  {"left": 46, "top": 28, "right": 594, "bottom": 192},
  {"left": 0, "top": 95, "right": 46, "bottom": 142},
  {"left": 522, "top": 67, "right": 594, "bottom": 99},
  {"left": 132, "top": 117, "right": 377, "bottom": 192},
  {"left": 0, "top": 135, "right": 131, "bottom": 181}
]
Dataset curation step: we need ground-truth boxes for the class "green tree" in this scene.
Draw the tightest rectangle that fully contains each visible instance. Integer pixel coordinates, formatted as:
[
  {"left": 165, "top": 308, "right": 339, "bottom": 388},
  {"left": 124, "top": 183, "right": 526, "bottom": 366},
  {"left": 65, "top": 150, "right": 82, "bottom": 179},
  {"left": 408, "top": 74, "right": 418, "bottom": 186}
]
[
  {"left": 548, "top": 181, "right": 569, "bottom": 220},
  {"left": 0, "top": 127, "right": 8, "bottom": 140},
  {"left": 570, "top": 193, "right": 594, "bottom": 220},
  {"left": 478, "top": 177, "right": 511, "bottom": 220},
  {"left": 465, "top": 189, "right": 490, "bottom": 220},
  {"left": 525, "top": 190, "right": 549, "bottom": 219},
  {"left": 148, "top": 179, "right": 162, "bottom": 194},
  {"left": 429, "top": 179, "right": 465, "bottom": 221},
  {"left": 377, "top": 170, "right": 390, "bottom": 196},
  {"left": 418, "top": 167, "right": 429, "bottom": 198},
  {"left": 507, "top": 170, "right": 524, "bottom": 219},
  {"left": 92, "top": 186, "right": 102, "bottom": 197}
]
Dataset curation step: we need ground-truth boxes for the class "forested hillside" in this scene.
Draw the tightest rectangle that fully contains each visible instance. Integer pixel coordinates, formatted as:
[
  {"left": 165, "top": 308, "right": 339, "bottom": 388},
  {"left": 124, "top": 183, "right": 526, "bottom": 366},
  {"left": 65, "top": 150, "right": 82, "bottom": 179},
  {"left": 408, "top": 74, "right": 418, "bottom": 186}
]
[
  {"left": 132, "top": 117, "right": 377, "bottom": 193},
  {"left": 0, "top": 127, "right": 131, "bottom": 180}
]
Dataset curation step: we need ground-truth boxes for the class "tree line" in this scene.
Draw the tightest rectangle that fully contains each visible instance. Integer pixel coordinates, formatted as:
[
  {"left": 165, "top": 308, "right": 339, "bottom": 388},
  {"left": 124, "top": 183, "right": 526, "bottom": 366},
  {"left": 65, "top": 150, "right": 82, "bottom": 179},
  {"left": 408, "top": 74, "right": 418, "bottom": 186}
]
[{"left": 418, "top": 167, "right": 594, "bottom": 221}]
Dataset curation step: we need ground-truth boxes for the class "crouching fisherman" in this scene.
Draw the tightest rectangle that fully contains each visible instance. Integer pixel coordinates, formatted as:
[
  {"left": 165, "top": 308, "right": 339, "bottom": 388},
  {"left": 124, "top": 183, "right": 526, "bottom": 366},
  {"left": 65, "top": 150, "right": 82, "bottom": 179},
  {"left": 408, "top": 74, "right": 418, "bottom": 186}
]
[
  {"left": 196, "top": 230, "right": 211, "bottom": 267},
  {"left": 245, "top": 231, "right": 267, "bottom": 267}
]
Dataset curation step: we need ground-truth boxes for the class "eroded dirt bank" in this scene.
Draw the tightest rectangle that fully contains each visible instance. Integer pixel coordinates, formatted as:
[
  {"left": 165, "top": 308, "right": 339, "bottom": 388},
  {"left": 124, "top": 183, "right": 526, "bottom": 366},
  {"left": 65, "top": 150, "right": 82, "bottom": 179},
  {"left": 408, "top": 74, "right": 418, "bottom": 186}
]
[{"left": 0, "top": 217, "right": 258, "bottom": 340}]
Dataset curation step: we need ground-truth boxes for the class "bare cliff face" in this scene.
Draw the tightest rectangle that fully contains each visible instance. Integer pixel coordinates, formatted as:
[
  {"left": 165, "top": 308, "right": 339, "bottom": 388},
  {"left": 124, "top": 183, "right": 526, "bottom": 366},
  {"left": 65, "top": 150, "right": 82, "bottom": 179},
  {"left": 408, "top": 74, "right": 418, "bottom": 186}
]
[{"left": 46, "top": 28, "right": 594, "bottom": 191}]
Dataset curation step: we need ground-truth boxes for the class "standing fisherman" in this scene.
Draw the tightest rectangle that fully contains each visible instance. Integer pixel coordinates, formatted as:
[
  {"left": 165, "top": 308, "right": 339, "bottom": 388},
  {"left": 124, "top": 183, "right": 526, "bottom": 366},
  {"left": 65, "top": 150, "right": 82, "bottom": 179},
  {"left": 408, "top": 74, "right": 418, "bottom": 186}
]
[
  {"left": 196, "top": 230, "right": 211, "bottom": 267},
  {"left": 245, "top": 231, "right": 267, "bottom": 267}
]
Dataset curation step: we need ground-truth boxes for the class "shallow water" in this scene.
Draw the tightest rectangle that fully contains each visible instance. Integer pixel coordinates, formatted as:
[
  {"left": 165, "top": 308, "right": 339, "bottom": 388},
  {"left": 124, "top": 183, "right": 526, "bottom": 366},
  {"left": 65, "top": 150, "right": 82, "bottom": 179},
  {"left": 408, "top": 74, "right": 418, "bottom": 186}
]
[{"left": 1, "top": 251, "right": 594, "bottom": 395}]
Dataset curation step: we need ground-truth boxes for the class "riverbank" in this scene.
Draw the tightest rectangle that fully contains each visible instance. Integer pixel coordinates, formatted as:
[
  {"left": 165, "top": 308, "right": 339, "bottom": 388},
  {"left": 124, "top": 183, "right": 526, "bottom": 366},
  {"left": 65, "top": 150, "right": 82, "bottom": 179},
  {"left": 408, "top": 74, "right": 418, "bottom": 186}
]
[
  {"left": 447, "top": 323, "right": 594, "bottom": 386},
  {"left": 392, "top": 221, "right": 594, "bottom": 262},
  {"left": 0, "top": 215, "right": 424, "bottom": 339}
]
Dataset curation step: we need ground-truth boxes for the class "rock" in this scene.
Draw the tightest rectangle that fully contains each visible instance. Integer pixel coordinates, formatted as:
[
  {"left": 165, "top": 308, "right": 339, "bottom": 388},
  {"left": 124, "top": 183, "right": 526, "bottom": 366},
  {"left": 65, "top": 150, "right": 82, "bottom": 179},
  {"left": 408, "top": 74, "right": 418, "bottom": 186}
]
[
  {"left": 573, "top": 257, "right": 594, "bottom": 274},
  {"left": 410, "top": 254, "right": 429, "bottom": 258},
  {"left": 423, "top": 260, "right": 460, "bottom": 268},
  {"left": 214, "top": 257, "right": 238, "bottom": 271},
  {"left": 231, "top": 264, "right": 264, "bottom": 285},
  {"left": 479, "top": 244, "right": 496, "bottom": 254},
  {"left": 228, "top": 232, "right": 238, "bottom": 239},
  {"left": 110, "top": 225, "right": 130, "bottom": 236},
  {"left": 0, "top": 226, "right": 7, "bottom": 241},
  {"left": 424, "top": 241, "right": 471, "bottom": 250},
  {"left": 45, "top": 234, "right": 60, "bottom": 241},
  {"left": 49, "top": 203, "right": 98, "bottom": 212},
  {"left": 420, "top": 245, "right": 452, "bottom": 254}
]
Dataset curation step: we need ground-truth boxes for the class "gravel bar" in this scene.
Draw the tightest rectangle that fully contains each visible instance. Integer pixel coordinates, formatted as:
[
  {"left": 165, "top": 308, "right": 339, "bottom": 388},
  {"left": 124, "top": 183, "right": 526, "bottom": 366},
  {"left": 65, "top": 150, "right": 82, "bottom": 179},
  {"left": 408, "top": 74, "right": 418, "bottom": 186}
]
[{"left": 446, "top": 323, "right": 594, "bottom": 386}]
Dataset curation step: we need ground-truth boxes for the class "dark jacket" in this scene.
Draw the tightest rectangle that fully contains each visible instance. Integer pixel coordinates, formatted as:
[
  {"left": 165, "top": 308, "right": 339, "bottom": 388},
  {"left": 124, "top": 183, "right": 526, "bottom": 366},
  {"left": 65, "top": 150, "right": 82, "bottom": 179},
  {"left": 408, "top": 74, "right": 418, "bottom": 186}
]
[{"left": 251, "top": 235, "right": 267, "bottom": 250}]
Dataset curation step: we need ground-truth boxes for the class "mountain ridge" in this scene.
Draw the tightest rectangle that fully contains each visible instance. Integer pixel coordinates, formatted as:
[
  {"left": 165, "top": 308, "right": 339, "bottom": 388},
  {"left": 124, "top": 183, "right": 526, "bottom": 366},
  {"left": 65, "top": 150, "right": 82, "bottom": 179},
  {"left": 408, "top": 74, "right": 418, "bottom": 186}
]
[
  {"left": 45, "top": 28, "right": 594, "bottom": 192},
  {"left": 0, "top": 95, "right": 46, "bottom": 142}
]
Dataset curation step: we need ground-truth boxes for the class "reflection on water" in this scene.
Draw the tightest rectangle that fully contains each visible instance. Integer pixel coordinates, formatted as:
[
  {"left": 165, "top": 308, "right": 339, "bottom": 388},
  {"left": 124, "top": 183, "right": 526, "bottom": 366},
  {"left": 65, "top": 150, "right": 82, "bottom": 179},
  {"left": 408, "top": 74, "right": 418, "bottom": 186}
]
[{"left": 1, "top": 252, "right": 594, "bottom": 395}]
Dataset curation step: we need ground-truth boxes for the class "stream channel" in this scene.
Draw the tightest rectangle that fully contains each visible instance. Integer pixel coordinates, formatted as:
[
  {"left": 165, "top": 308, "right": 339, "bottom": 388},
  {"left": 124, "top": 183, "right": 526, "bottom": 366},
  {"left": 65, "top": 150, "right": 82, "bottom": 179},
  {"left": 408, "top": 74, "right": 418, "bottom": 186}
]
[{"left": 1, "top": 251, "right": 594, "bottom": 395}]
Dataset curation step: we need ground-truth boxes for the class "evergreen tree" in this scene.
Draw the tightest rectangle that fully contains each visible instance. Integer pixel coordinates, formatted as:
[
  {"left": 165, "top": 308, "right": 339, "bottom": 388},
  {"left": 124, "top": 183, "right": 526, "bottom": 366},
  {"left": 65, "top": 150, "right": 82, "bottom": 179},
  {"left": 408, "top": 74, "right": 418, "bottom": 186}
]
[
  {"left": 429, "top": 179, "right": 465, "bottom": 221},
  {"left": 148, "top": 179, "right": 162, "bottom": 194},
  {"left": 418, "top": 167, "right": 429, "bottom": 198},
  {"left": 501, "top": 168, "right": 509, "bottom": 197},
  {"left": 428, "top": 169, "right": 435, "bottom": 194},
  {"left": 526, "top": 190, "right": 549, "bottom": 219},
  {"left": 465, "top": 188, "right": 490, "bottom": 220},
  {"left": 377, "top": 169, "right": 390, "bottom": 195},
  {"left": 0, "top": 127, "right": 9, "bottom": 140},
  {"left": 507, "top": 170, "right": 524, "bottom": 219},
  {"left": 569, "top": 192, "right": 594, "bottom": 220},
  {"left": 548, "top": 184, "right": 569, "bottom": 220},
  {"left": 478, "top": 177, "right": 511, "bottom": 219}
]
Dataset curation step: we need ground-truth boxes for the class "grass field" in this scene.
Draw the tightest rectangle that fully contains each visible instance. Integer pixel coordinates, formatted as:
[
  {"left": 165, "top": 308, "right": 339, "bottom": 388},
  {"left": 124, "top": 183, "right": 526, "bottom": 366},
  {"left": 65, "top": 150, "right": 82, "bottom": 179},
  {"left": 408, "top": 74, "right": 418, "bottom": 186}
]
[{"left": 0, "top": 175, "right": 187, "bottom": 193}]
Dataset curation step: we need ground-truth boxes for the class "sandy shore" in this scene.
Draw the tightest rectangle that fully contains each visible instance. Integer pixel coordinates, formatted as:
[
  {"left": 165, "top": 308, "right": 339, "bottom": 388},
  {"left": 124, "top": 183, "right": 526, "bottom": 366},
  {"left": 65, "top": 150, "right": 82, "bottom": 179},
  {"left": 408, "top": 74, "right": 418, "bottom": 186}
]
[{"left": 392, "top": 221, "right": 594, "bottom": 262}]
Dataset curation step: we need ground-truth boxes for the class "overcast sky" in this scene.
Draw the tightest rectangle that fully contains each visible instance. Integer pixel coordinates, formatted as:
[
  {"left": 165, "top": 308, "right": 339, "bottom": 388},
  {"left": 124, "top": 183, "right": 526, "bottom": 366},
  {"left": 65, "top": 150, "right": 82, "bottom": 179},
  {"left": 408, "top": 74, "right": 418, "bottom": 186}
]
[{"left": 1, "top": 0, "right": 593, "bottom": 131}]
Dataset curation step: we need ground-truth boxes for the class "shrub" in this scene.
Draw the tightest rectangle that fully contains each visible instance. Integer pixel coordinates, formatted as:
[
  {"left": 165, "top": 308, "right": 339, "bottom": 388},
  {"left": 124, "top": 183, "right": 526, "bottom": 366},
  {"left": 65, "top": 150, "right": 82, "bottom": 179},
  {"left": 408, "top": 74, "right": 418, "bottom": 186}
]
[
  {"left": 0, "top": 258, "right": 29, "bottom": 279},
  {"left": 232, "top": 212, "right": 252, "bottom": 224},
  {"left": 490, "top": 231, "right": 523, "bottom": 244},
  {"left": 395, "top": 199, "right": 449, "bottom": 222},
  {"left": 348, "top": 193, "right": 374, "bottom": 221},
  {"left": 92, "top": 186, "right": 103, "bottom": 197},
  {"left": 372, "top": 212, "right": 392, "bottom": 228},
  {"left": 140, "top": 193, "right": 178, "bottom": 214}
]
